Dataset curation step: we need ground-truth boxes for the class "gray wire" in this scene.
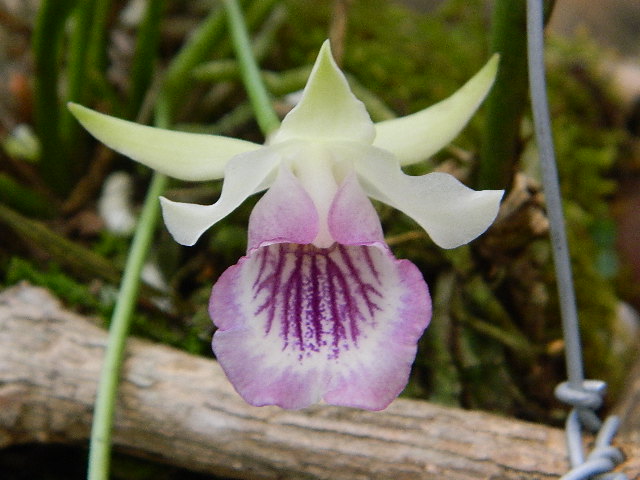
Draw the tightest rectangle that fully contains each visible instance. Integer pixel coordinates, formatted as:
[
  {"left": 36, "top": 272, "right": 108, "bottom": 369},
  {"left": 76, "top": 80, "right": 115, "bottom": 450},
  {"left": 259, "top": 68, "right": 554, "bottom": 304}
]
[
  {"left": 526, "top": 0, "right": 583, "bottom": 388},
  {"left": 525, "top": 1, "right": 626, "bottom": 479}
]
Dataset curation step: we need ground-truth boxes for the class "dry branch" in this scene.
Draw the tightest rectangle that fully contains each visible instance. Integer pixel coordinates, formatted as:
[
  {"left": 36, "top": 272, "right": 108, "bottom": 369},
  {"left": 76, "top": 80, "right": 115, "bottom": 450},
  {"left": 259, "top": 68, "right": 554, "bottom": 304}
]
[{"left": 0, "top": 283, "right": 638, "bottom": 479}]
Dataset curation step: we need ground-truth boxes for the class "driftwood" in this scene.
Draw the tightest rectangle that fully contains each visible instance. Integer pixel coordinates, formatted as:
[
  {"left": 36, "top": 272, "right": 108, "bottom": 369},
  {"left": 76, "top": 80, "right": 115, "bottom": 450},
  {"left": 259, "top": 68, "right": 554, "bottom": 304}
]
[{"left": 0, "top": 283, "right": 638, "bottom": 479}]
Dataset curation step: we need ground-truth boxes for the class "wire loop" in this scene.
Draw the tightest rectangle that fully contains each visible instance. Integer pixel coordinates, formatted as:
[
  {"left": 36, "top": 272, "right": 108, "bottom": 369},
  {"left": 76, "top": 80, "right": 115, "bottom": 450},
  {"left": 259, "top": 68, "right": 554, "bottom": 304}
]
[
  {"left": 555, "top": 380, "right": 606, "bottom": 411},
  {"left": 559, "top": 408, "right": 626, "bottom": 479},
  {"left": 525, "top": 1, "right": 629, "bottom": 478}
]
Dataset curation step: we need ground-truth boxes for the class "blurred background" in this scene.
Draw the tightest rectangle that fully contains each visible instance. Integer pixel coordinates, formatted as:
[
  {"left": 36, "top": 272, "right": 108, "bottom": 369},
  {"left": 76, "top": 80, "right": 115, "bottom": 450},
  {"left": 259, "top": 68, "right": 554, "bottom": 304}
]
[{"left": 0, "top": 0, "right": 639, "bottom": 478}]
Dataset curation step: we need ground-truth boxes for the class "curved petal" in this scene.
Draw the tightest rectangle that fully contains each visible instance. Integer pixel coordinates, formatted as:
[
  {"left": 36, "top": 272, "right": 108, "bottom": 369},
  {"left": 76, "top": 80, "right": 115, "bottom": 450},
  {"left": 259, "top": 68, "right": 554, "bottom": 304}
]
[
  {"left": 328, "top": 172, "right": 384, "bottom": 245},
  {"left": 210, "top": 242, "right": 430, "bottom": 410},
  {"left": 373, "top": 54, "right": 499, "bottom": 166},
  {"left": 161, "top": 148, "right": 281, "bottom": 246},
  {"left": 355, "top": 147, "right": 504, "bottom": 249},
  {"left": 68, "top": 103, "right": 261, "bottom": 181},
  {"left": 270, "top": 40, "right": 375, "bottom": 145},
  {"left": 247, "top": 165, "right": 319, "bottom": 251}
]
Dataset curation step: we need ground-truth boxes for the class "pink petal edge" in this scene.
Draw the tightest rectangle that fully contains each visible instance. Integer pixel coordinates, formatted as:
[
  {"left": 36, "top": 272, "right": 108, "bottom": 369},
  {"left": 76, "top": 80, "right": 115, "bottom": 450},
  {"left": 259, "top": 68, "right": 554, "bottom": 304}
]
[{"left": 210, "top": 243, "right": 430, "bottom": 410}]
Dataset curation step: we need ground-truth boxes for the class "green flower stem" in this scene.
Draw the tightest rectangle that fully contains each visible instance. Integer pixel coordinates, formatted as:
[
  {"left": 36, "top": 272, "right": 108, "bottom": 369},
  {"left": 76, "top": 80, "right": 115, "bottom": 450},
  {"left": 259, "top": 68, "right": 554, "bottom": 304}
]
[
  {"left": 87, "top": 2, "right": 281, "bottom": 476},
  {"left": 86, "top": 172, "right": 167, "bottom": 480},
  {"left": 223, "top": 0, "right": 280, "bottom": 135},
  {"left": 32, "top": 0, "right": 77, "bottom": 195},
  {"left": 86, "top": 2, "right": 246, "bottom": 478}
]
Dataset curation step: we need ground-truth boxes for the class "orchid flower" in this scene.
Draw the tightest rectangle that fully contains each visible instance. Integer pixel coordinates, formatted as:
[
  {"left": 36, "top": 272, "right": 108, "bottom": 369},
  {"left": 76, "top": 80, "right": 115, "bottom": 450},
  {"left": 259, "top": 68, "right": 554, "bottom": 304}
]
[{"left": 69, "top": 41, "right": 503, "bottom": 411}]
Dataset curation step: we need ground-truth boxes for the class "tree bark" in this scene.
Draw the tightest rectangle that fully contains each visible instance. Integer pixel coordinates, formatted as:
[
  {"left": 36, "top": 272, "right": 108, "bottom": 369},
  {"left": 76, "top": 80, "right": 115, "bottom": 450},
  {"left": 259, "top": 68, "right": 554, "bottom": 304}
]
[{"left": 0, "top": 283, "right": 638, "bottom": 479}]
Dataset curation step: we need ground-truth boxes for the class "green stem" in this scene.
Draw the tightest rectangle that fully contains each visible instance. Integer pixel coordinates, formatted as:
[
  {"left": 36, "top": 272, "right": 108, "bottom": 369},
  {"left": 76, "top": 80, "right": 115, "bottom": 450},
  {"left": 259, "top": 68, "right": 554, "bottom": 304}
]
[
  {"left": 154, "top": 6, "right": 229, "bottom": 124},
  {"left": 223, "top": 0, "right": 280, "bottom": 135},
  {"left": 346, "top": 73, "right": 396, "bottom": 121},
  {"left": 247, "top": 2, "right": 287, "bottom": 60},
  {"left": 194, "top": 62, "right": 395, "bottom": 122},
  {"left": 477, "top": 0, "right": 557, "bottom": 191},
  {"left": 428, "top": 271, "right": 462, "bottom": 405},
  {"left": 60, "top": 0, "right": 95, "bottom": 148},
  {"left": 66, "top": 1, "right": 95, "bottom": 103},
  {"left": 86, "top": 172, "right": 167, "bottom": 480},
  {"left": 0, "top": 174, "right": 54, "bottom": 218},
  {"left": 86, "top": 2, "right": 283, "bottom": 476},
  {"left": 86, "top": 3, "right": 241, "bottom": 478},
  {"left": 86, "top": 0, "right": 113, "bottom": 73},
  {"left": 32, "top": 0, "right": 77, "bottom": 195},
  {"left": 128, "top": 0, "right": 166, "bottom": 118},
  {"left": 477, "top": 0, "right": 529, "bottom": 191}
]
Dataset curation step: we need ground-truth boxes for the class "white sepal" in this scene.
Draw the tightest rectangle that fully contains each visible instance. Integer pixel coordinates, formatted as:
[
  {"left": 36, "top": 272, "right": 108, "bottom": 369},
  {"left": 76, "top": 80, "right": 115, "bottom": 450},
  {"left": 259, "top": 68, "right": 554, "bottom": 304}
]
[
  {"left": 373, "top": 54, "right": 499, "bottom": 166},
  {"left": 68, "top": 103, "right": 261, "bottom": 181},
  {"left": 270, "top": 41, "right": 375, "bottom": 145}
]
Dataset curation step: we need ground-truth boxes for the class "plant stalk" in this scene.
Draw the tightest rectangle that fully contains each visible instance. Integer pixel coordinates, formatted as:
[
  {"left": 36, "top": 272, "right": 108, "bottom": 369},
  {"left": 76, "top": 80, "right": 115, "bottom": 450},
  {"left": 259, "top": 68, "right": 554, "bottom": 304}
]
[
  {"left": 32, "top": 0, "right": 77, "bottom": 195},
  {"left": 477, "top": 0, "right": 529, "bottom": 191},
  {"left": 86, "top": 172, "right": 167, "bottom": 480},
  {"left": 84, "top": 0, "right": 260, "bottom": 477},
  {"left": 128, "top": 0, "right": 167, "bottom": 118},
  {"left": 223, "top": 0, "right": 280, "bottom": 135}
]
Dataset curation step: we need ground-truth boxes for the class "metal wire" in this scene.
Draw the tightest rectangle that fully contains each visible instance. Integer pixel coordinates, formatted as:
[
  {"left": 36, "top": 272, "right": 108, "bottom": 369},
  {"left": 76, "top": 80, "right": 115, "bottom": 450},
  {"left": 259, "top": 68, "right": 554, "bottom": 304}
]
[{"left": 525, "top": 1, "right": 626, "bottom": 478}]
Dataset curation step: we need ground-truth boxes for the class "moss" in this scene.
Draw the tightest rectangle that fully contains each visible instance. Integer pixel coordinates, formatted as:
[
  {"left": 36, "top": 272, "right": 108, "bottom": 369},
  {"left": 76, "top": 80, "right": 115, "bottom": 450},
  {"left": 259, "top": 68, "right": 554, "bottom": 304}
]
[
  {"left": 544, "top": 35, "right": 631, "bottom": 399},
  {"left": 4, "top": 256, "right": 210, "bottom": 355},
  {"left": 5, "top": 257, "right": 106, "bottom": 314},
  {"left": 9, "top": 0, "right": 630, "bottom": 423},
  {"left": 272, "top": 0, "right": 631, "bottom": 419},
  {"left": 279, "top": 0, "right": 489, "bottom": 123}
]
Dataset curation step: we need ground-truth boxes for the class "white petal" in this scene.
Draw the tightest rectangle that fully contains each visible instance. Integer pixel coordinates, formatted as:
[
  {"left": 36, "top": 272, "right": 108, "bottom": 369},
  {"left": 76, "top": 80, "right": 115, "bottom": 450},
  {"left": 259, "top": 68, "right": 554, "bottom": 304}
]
[
  {"left": 373, "top": 54, "right": 499, "bottom": 166},
  {"left": 270, "top": 40, "right": 375, "bottom": 145},
  {"left": 68, "top": 103, "right": 261, "bottom": 181},
  {"left": 160, "top": 148, "right": 281, "bottom": 246},
  {"left": 354, "top": 147, "right": 503, "bottom": 249}
]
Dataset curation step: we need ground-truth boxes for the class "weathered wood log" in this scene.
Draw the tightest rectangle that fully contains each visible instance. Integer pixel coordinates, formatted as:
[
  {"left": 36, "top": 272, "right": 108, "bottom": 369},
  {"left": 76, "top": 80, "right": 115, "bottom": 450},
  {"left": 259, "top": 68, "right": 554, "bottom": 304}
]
[
  {"left": 617, "top": 351, "right": 640, "bottom": 446},
  {"left": 0, "top": 283, "right": 638, "bottom": 479}
]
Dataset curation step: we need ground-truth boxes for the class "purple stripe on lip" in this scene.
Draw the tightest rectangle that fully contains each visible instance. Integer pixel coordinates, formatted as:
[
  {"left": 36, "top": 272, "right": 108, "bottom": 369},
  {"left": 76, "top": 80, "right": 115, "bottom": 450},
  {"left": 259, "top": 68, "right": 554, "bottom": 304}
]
[{"left": 251, "top": 243, "right": 383, "bottom": 361}]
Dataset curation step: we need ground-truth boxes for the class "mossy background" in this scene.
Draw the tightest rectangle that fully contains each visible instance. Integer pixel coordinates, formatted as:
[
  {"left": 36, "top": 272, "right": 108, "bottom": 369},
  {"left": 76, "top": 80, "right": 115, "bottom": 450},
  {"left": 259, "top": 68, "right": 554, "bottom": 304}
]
[{"left": 1, "top": 0, "right": 638, "bottom": 478}]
